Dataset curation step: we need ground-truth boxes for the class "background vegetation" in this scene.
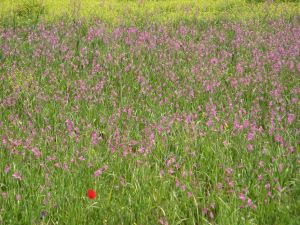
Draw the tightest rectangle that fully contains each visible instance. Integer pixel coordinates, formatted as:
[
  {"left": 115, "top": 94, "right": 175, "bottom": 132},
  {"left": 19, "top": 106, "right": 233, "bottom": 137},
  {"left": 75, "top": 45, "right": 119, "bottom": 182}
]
[
  {"left": 0, "top": 0, "right": 299, "bottom": 27},
  {"left": 0, "top": 0, "right": 299, "bottom": 225}
]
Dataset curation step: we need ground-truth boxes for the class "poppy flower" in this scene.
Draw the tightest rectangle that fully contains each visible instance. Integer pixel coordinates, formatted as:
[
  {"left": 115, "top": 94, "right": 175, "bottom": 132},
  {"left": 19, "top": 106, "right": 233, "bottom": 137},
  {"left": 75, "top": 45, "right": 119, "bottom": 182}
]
[{"left": 87, "top": 189, "right": 96, "bottom": 199}]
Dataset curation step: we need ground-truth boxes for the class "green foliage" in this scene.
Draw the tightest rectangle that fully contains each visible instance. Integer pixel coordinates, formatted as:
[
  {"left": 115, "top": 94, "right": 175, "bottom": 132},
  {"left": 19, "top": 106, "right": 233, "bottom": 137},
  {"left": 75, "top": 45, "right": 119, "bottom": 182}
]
[
  {"left": 0, "top": 1, "right": 300, "bottom": 224},
  {"left": 12, "top": 0, "right": 46, "bottom": 25},
  {"left": 0, "top": 0, "right": 299, "bottom": 28},
  {"left": 246, "top": 0, "right": 299, "bottom": 2}
]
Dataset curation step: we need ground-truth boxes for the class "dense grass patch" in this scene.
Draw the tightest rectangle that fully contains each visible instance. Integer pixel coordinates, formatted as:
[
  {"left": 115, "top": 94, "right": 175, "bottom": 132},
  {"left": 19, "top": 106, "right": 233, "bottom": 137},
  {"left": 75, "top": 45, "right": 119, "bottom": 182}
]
[
  {"left": 0, "top": 1, "right": 300, "bottom": 224},
  {"left": 0, "top": 0, "right": 299, "bottom": 27}
]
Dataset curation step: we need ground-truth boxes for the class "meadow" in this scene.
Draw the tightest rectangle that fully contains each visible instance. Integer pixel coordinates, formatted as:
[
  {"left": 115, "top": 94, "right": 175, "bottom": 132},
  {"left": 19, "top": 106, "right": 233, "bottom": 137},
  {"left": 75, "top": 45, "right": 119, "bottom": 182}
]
[
  {"left": 0, "top": 0, "right": 300, "bottom": 26},
  {"left": 0, "top": 0, "right": 300, "bottom": 224}
]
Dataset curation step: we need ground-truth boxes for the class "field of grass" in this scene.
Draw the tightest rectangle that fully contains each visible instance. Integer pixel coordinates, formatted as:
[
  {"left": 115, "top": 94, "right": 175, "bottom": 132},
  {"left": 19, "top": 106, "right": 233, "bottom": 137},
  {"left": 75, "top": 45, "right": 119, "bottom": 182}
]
[
  {"left": 0, "top": 0, "right": 300, "bottom": 225},
  {"left": 0, "top": 0, "right": 300, "bottom": 26}
]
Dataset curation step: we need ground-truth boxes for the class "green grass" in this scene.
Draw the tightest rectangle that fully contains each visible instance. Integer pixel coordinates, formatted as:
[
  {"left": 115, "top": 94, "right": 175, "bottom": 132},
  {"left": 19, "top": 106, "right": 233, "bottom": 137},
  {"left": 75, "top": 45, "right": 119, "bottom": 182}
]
[
  {"left": 0, "top": 1, "right": 299, "bottom": 225},
  {"left": 0, "top": 0, "right": 299, "bottom": 27}
]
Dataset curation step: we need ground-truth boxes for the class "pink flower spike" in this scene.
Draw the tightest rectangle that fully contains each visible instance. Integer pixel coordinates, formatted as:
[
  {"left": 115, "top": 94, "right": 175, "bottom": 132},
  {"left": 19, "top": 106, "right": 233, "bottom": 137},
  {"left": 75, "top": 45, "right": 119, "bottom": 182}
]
[
  {"left": 78, "top": 156, "right": 85, "bottom": 161},
  {"left": 247, "top": 144, "right": 253, "bottom": 152},
  {"left": 4, "top": 164, "right": 10, "bottom": 174},
  {"left": 16, "top": 194, "right": 21, "bottom": 201},
  {"left": 287, "top": 114, "right": 295, "bottom": 124},
  {"left": 12, "top": 172, "right": 22, "bottom": 180},
  {"left": 239, "top": 193, "right": 246, "bottom": 202},
  {"left": 247, "top": 198, "right": 253, "bottom": 207}
]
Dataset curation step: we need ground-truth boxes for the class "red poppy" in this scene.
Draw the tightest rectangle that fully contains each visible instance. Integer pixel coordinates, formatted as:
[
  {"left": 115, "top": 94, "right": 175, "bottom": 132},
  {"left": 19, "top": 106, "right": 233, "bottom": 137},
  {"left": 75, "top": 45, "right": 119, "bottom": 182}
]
[{"left": 87, "top": 189, "right": 96, "bottom": 199}]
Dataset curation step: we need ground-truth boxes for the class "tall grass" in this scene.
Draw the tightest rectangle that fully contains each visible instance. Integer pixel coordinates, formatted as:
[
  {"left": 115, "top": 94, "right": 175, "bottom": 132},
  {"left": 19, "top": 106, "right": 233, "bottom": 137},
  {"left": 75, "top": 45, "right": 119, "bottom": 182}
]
[
  {"left": 0, "top": 0, "right": 299, "bottom": 27},
  {"left": 0, "top": 1, "right": 299, "bottom": 225}
]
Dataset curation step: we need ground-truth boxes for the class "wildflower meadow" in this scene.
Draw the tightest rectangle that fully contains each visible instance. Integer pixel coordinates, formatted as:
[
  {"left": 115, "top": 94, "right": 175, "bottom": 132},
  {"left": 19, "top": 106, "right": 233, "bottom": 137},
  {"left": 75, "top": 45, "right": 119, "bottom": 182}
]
[{"left": 0, "top": 0, "right": 299, "bottom": 224}]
